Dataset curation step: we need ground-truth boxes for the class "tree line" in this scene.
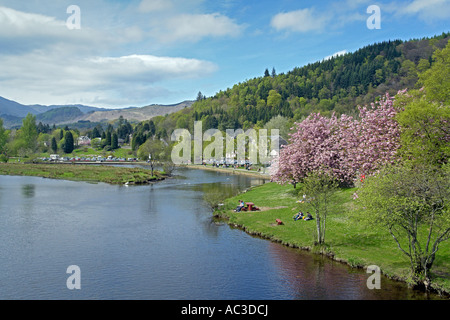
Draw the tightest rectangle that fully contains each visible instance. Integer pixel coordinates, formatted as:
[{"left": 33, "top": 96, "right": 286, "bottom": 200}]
[{"left": 0, "top": 114, "right": 136, "bottom": 159}]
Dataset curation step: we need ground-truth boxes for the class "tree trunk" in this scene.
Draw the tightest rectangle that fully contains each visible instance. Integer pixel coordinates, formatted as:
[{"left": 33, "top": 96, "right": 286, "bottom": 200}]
[{"left": 316, "top": 215, "right": 322, "bottom": 244}]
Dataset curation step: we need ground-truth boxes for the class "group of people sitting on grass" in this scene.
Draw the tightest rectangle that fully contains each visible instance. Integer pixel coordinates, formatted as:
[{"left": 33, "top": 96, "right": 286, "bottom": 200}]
[
  {"left": 293, "top": 211, "right": 313, "bottom": 221},
  {"left": 234, "top": 200, "right": 260, "bottom": 212}
]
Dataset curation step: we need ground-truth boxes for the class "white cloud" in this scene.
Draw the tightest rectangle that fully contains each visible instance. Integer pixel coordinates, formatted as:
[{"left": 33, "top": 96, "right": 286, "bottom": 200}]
[
  {"left": 0, "top": 51, "right": 217, "bottom": 107},
  {"left": 89, "top": 54, "right": 218, "bottom": 81},
  {"left": 152, "top": 13, "right": 244, "bottom": 43},
  {"left": 0, "top": 5, "right": 219, "bottom": 107},
  {"left": 0, "top": 6, "right": 63, "bottom": 33},
  {"left": 403, "top": 0, "right": 446, "bottom": 13},
  {"left": 138, "top": 0, "right": 174, "bottom": 13},
  {"left": 0, "top": 5, "right": 115, "bottom": 54},
  {"left": 270, "top": 8, "right": 328, "bottom": 33},
  {"left": 396, "top": 0, "right": 450, "bottom": 20},
  {"left": 324, "top": 50, "right": 348, "bottom": 60}
]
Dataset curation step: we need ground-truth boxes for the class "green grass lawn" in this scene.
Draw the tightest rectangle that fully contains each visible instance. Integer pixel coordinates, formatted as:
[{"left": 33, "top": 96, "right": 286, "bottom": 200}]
[
  {"left": 214, "top": 182, "right": 450, "bottom": 295},
  {"left": 0, "top": 163, "right": 164, "bottom": 185}
]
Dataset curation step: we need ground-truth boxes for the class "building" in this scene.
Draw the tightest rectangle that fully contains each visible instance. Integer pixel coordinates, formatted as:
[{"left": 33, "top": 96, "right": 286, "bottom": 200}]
[{"left": 78, "top": 136, "right": 91, "bottom": 146}]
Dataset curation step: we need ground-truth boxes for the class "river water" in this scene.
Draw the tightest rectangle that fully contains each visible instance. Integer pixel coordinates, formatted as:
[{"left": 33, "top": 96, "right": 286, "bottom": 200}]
[{"left": 0, "top": 167, "right": 443, "bottom": 300}]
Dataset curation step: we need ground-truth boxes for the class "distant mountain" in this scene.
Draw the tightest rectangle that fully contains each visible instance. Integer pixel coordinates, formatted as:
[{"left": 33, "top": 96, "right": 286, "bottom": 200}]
[
  {"left": 0, "top": 96, "right": 104, "bottom": 118},
  {"left": 28, "top": 104, "right": 107, "bottom": 115},
  {"left": 0, "top": 96, "right": 194, "bottom": 128},
  {"left": 0, "top": 114, "right": 24, "bottom": 129},
  {"left": 0, "top": 96, "right": 38, "bottom": 118},
  {"left": 77, "top": 101, "right": 194, "bottom": 123},
  {"left": 36, "top": 106, "right": 85, "bottom": 124}
]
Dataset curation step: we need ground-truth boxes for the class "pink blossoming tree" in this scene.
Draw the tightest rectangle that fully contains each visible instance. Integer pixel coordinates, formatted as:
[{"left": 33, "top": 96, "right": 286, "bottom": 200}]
[{"left": 272, "top": 93, "right": 401, "bottom": 186}]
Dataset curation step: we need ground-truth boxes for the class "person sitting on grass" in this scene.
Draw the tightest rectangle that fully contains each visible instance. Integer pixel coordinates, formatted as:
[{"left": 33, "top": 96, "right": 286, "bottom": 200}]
[
  {"left": 235, "top": 200, "right": 245, "bottom": 212},
  {"left": 304, "top": 212, "right": 313, "bottom": 221},
  {"left": 293, "top": 211, "right": 304, "bottom": 221}
]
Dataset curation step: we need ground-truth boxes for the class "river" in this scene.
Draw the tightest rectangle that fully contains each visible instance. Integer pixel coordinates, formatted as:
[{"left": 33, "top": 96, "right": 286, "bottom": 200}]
[{"left": 0, "top": 167, "right": 443, "bottom": 300}]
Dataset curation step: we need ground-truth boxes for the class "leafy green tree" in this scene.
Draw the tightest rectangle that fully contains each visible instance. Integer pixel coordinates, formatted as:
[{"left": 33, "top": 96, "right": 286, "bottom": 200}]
[
  {"left": 111, "top": 133, "right": 119, "bottom": 150},
  {"left": 264, "top": 115, "right": 291, "bottom": 140},
  {"left": 13, "top": 113, "right": 38, "bottom": 156},
  {"left": 395, "top": 91, "right": 450, "bottom": 165},
  {"left": 51, "top": 136, "right": 58, "bottom": 153},
  {"left": 92, "top": 126, "right": 101, "bottom": 138},
  {"left": 301, "top": 170, "right": 339, "bottom": 245},
  {"left": 196, "top": 91, "right": 205, "bottom": 102},
  {"left": 148, "top": 120, "right": 156, "bottom": 137},
  {"left": 356, "top": 163, "right": 449, "bottom": 289},
  {"left": 0, "top": 118, "right": 8, "bottom": 155},
  {"left": 63, "top": 131, "right": 74, "bottom": 154},
  {"left": 21, "top": 113, "right": 38, "bottom": 153},
  {"left": 267, "top": 90, "right": 282, "bottom": 108},
  {"left": 137, "top": 139, "right": 166, "bottom": 176},
  {"left": 395, "top": 43, "right": 450, "bottom": 166},
  {"left": 419, "top": 41, "right": 450, "bottom": 105},
  {"left": 106, "top": 131, "right": 112, "bottom": 147},
  {"left": 132, "top": 131, "right": 146, "bottom": 151}
]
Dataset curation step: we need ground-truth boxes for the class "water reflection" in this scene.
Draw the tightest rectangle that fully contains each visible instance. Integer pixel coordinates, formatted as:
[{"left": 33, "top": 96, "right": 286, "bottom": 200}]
[
  {"left": 22, "top": 184, "right": 35, "bottom": 198},
  {"left": 267, "top": 242, "right": 444, "bottom": 300}
]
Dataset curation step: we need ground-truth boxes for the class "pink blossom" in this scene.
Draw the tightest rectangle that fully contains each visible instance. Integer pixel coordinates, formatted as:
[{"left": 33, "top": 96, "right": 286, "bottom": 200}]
[{"left": 272, "top": 93, "right": 401, "bottom": 185}]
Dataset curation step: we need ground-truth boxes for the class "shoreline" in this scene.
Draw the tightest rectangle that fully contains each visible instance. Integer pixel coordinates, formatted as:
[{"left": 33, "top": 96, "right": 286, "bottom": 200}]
[
  {"left": 213, "top": 183, "right": 450, "bottom": 298},
  {"left": 180, "top": 164, "right": 272, "bottom": 179},
  {"left": 216, "top": 212, "right": 450, "bottom": 298}
]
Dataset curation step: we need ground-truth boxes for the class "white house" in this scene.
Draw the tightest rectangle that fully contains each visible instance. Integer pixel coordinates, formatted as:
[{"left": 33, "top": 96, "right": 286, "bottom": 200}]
[{"left": 78, "top": 136, "right": 91, "bottom": 146}]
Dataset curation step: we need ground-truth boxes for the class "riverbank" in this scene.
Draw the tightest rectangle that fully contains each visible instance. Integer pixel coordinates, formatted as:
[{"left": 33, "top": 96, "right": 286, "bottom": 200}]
[
  {"left": 213, "top": 182, "right": 450, "bottom": 297},
  {"left": 0, "top": 163, "right": 165, "bottom": 185},
  {"left": 182, "top": 164, "right": 272, "bottom": 179}
]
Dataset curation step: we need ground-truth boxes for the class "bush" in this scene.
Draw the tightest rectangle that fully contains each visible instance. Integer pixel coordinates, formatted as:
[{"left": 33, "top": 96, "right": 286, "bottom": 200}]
[{"left": 0, "top": 154, "right": 9, "bottom": 163}]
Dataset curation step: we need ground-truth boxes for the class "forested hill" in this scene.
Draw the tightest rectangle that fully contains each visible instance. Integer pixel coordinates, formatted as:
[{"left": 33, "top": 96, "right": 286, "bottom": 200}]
[{"left": 149, "top": 32, "right": 449, "bottom": 138}]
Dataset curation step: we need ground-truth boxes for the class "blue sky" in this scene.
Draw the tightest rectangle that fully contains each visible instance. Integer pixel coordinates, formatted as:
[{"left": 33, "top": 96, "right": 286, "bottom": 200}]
[{"left": 0, "top": 0, "right": 448, "bottom": 108}]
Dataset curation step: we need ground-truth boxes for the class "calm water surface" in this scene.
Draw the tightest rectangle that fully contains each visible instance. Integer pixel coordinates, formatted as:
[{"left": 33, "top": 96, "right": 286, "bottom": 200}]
[{"left": 0, "top": 168, "right": 442, "bottom": 300}]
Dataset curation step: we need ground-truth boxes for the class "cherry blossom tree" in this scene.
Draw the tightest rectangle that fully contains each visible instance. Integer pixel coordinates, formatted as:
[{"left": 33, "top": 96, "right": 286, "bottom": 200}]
[
  {"left": 272, "top": 113, "right": 339, "bottom": 186},
  {"left": 272, "top": 93, "right": 401, "bottom": 186}
]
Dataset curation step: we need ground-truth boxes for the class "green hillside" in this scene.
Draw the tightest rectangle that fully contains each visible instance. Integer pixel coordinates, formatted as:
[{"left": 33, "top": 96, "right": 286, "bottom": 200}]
[
  {"left": 36, "top": 106, "right": 84, "bottom": 124},
  {"left": 147, "top": 32, "right": 449, "bottom": 139}
]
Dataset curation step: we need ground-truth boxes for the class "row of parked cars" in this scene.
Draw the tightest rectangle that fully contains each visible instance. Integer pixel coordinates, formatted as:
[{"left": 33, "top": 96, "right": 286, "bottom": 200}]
[
  {"left": 204, "top": 159, "right": 253, "bottom": 166},
  {"left": 40, "top": 156, "right": 138, "bottom": 163}
]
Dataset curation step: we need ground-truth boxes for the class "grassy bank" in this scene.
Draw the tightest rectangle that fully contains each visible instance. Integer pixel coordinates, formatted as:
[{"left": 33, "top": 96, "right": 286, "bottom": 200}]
[
  {"left": 0, "top": 163, "right": 165, "bottom": 185},
  {"left": 214, "top": 182, "right": 450, "bottom": 296},
  {"left": 184, "top": 164, "right": 271, "bottom": 179}
]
